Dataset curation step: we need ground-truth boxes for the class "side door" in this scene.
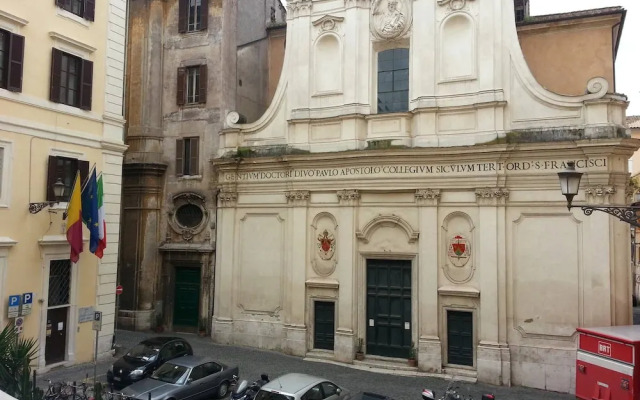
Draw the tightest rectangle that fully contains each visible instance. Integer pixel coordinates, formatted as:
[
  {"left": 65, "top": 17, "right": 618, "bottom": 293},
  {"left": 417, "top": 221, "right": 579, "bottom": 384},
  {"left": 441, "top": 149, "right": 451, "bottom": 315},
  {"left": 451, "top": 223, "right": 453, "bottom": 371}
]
[
  {"left": 320, "top": 382, "right": 342, "bottom": 400},
  {"left": 183, "top": 364, "right": 205, "bottom": 400},
  {"left": 301, "top": 384, "right": 323, "bottom": 400}
]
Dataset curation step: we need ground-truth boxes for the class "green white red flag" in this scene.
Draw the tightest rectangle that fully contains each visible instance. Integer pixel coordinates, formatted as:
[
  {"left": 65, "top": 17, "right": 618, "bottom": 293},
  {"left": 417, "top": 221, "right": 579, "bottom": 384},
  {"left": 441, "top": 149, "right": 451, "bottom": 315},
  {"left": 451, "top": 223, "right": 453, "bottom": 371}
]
[{"left": 95, "top": 173, "right": 107, "bottom": 258}]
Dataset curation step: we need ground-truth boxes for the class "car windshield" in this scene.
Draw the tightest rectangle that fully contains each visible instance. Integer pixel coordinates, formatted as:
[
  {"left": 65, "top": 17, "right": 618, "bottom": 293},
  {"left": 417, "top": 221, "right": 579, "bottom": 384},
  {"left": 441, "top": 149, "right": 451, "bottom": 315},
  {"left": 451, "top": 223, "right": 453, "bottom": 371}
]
[
  {"left": 151, "top": 363, "right": 189, "bottom": 384},
  {"left": 254, "top": 390, "right": 294, "bottom": 400},
  {"left": 125, "top": 343, "right": 160, "bottom": 361}
]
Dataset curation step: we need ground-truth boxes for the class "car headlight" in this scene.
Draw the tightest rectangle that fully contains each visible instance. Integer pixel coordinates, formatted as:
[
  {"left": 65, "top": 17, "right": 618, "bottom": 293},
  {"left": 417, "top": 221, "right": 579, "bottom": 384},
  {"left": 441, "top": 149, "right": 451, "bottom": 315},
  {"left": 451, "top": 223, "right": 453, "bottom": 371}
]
[{"left": 129, "top": 368, "right": 145, "bottom": 377}]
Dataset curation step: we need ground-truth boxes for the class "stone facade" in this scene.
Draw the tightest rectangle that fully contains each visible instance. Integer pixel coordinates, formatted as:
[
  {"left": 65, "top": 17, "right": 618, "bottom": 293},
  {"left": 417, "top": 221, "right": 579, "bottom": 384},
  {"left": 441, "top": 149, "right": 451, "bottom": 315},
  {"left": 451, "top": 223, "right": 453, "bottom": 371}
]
[
  {"left": 119, "top": 0, "right": 285, "bottom": 332},
  {"left": 212, "top": 0, "right": 636, "bottom": 394}
]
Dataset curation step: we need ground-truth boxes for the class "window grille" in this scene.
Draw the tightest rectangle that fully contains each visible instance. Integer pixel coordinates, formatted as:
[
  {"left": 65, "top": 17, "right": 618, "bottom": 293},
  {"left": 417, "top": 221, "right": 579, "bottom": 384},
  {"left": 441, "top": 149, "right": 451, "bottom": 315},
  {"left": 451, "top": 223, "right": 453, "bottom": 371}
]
[{"left": 48, "top": 259, "right": 71, "bottom": 307}]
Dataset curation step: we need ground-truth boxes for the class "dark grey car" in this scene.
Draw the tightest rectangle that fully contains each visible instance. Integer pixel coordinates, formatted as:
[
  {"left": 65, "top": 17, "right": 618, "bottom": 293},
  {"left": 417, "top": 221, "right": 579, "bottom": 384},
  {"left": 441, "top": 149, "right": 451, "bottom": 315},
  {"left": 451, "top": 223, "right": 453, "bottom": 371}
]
[{"left": 120, "top": 355, "right": 239, "bottom": 400}]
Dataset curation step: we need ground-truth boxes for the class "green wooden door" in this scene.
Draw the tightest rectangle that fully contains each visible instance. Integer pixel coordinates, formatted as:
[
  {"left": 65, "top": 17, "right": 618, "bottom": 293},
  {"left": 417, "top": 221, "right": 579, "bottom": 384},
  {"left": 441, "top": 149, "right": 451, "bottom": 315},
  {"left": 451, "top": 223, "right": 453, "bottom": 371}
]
[
  {"left": 314, "top": 301, "right": 335, "bottom": 350},
  {"left": 447, "top": 310, "right": 473, "bottom": 366},
  {"left": 366, "top": 259, "right": 412, "bottom": 358},
  {"left": 173, "top": 267, "right": 201, "bottom": 327}
]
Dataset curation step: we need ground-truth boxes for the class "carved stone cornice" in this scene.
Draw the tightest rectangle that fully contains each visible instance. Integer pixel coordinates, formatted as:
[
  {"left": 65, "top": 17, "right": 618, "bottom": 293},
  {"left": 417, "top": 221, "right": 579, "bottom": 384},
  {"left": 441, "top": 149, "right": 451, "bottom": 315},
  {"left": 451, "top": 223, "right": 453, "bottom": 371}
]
[
  {"left": 337, "top": 189, "right": 360, "bottom": 205},
  {"left": 475, "top": 188, "right": 509, "bottom": 206},
  {"left": 218, "top": 190, "right": 238, "bottom": 207},
  {"left": 286, "top": 190, "right": 310, "bottom": 206},
  {"left": 415, "top": 189, "right": 441, "bottom": 207},
  {"left": 585, "top": 185, "right": 616, "bottom": 205}
]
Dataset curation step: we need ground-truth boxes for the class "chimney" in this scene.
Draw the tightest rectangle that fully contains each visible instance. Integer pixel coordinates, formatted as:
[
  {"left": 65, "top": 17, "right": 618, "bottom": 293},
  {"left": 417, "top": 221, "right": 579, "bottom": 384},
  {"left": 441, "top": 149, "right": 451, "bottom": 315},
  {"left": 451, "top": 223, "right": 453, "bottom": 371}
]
[{"left": 514, "top": 0, "right": 530, "bottom": 23}]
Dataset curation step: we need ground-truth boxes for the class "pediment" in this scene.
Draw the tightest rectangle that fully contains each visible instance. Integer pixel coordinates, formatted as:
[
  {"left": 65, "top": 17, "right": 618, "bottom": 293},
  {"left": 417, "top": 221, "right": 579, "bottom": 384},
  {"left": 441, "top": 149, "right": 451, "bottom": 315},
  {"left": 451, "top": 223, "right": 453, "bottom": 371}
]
[{"left": 312, "top": 15, "right": 345, "bottom": 30}]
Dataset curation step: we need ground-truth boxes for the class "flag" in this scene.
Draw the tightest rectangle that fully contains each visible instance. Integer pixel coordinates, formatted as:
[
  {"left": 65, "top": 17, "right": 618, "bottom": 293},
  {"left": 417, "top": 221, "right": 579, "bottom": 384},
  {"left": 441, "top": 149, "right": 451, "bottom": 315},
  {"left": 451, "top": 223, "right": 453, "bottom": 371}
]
[
  {"left": 81, "top": 167, "right": 100, "bottom": 254},
  {"left": 66, "top": 171, "right": 83, "bottom": 263},
  {"left": 95, "top": 173, "right": 107, "bottom": 258}
]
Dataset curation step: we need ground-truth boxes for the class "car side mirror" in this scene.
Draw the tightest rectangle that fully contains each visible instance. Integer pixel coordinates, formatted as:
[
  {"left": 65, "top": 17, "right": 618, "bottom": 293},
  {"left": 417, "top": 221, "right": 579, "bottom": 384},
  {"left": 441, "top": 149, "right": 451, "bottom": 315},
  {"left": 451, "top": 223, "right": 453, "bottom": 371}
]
[
  {"left": 336, "top": 388, "right": 342, "bottom": 395},
  {"left": 187, "top": 378, "right": 193, "bottom": 384}
]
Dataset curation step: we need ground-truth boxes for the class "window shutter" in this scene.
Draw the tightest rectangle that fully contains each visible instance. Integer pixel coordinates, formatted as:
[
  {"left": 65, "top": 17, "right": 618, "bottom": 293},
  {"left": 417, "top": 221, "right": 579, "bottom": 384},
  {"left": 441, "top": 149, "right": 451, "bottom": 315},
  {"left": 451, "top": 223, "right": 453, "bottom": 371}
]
[
  {"left": 178, "top": 0, "right": 188, "bottom": 33},
  {"left": 55, "top": 0, "right": 63, "bottom": 7},
  {"left": 200, "top": 0, "right": 208, "bottom": 30},
  {"left": 176, "top": 139, "right": 184, "bottom": 176},
  {"left": 7, "top": 33, "right": 25, "bottom": 92},
  {"left": 79, "top": 160, "right": 90, "bottom": 188},
  {"left": 80, "top": 59, "right": 93, "bottom": 110},
  {"left": 198, "top": 64, "right": 207, "bottom": 104},
  {"left": 46, "top": 156, "right": 58, "bottom": 202},
  {"left": 177, "top": 67, "right": 186, "bottom": 105},
  {"left": 50, "top": 48, "right": 63, "bottom": 103},
  {"left": 84, "top": 0, "right": 95, "bottom": 21},
  {"left": 190, "top": 138, "right": 199, "bottom": 175}
]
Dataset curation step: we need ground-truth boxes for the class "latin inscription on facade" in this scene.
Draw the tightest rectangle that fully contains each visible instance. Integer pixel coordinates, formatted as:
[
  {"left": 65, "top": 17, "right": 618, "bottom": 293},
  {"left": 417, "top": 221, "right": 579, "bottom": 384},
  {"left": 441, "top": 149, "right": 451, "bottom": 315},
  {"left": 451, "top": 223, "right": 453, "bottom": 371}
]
[{"left": 223, "top": 158, "right": 607, "bottom": 182}]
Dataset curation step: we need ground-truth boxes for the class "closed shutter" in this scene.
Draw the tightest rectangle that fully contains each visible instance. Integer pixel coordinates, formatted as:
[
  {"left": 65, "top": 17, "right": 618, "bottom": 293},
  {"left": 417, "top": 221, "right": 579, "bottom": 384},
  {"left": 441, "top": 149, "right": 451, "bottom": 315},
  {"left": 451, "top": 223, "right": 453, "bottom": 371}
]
[
  {"left": 80, "top": 59, "right": 93, "bottom": 110},
  {"left": 178, "top": 0, "right": 188, "bottom": 33},
  {"left": 200, "top": 0, "right": 208, "bottom": 30},
  {"left": 50, "top": 48, "right": 63, "bottom": 103},
  {"left": 84, "top": 0, "right": 95, "bottom": 21},
  {"left": 46, "top": 156, "right": 58, "bottom": 201},
  {"left": 176, "top": 139, "right": 184, "bottom": 176},
  {"left": 177, "top": 67, "right": 186, "bottom": 105},
  {"left": 7, "top": 33, "right": 24, "bottom": 92},
  {"left": 190, "top": 138, "right": 199, "bottom": 175},
  {"left": 198, "top": 64, "right": 207, "bottom": 104}
]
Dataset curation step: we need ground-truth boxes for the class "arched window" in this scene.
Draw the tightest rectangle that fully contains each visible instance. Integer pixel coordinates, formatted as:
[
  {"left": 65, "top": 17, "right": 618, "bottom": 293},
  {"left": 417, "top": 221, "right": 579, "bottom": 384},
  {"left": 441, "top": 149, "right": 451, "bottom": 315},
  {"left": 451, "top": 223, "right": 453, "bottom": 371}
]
[{"left": 377, "top": 48, "right": 409, "bottom": 113}]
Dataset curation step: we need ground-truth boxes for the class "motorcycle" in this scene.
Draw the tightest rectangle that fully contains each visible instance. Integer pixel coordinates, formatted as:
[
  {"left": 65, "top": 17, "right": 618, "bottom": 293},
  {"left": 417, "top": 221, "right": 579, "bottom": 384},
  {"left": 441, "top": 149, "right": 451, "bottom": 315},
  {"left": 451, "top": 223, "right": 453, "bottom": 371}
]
[
  {"left": 421, "top": 378, "right": 495, "bottom": 400},
  {"left": 231, "top": 374, "right": 270, "bottom": 400}
]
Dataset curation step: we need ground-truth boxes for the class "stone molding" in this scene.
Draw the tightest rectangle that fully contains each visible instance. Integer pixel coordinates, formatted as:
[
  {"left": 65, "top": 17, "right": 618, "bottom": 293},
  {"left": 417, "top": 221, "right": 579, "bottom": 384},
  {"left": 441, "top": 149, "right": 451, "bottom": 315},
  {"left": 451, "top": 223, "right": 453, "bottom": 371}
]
[
  {"left": 344, "top": 0, "right": 370, "bottom": 9},
  {"left": 167, "top": 192, "right": 209, "bottom": 242},
  {"left": 415, "top": 189, "right": 441, "bottom": 206},
  {"left": 584, "top": 185, "right": 616, "bottom": 204},
  {"left": 437, "top": 0, "right": 475, "bottom": 11},
  {"left": 475, "top": 188, "right": 509, "bottom": 206},
  {"left": 286, "top": 190, "right": 310, "bottom": 206},
  {"left": 287, "top": 0, "right": 312, "bottom": 18},
  {"left": 337, "top": 189, "right": 360, "bottom": 205}
]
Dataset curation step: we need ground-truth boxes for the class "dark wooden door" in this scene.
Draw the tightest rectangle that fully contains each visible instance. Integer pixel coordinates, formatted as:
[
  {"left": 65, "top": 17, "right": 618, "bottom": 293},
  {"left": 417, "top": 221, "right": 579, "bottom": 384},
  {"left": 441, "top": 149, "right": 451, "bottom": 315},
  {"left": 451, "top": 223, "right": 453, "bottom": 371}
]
[
  {"left": 173, "top": 267, "right": 201, "bottom": 327},
  {"left": 447, "top": 310, "right": 473, "bottom": 366},
  {"left": 45, "top": 307, "right": 68, "bottom": 364},
  {"left": 314, "top": 301, "right": 335, "bottom": 350},
  {"left": 366, "top": 259, "right": 412, "bottom": 358}
]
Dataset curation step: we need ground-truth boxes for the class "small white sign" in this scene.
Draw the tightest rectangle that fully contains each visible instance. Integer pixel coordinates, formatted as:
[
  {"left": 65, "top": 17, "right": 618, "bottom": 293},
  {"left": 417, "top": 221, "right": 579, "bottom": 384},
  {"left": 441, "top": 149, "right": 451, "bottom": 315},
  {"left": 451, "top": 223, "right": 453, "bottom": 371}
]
[
  {"left": 57, "top": 322, "right": 64, "bottom": 331},
  {"left": 404, "top": 322, "right": 410, "bottom": 330},
  {"left": 369, "top": 319, "right": 374, "bottom": 327}
]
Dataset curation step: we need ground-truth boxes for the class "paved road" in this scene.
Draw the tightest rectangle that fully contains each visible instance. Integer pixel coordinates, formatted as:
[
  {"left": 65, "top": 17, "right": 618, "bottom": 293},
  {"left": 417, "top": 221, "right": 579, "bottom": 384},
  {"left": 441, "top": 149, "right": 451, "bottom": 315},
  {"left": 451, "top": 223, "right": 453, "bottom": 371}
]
[{"left": 39, "top": 330, "right": 574, "bottom": 400}]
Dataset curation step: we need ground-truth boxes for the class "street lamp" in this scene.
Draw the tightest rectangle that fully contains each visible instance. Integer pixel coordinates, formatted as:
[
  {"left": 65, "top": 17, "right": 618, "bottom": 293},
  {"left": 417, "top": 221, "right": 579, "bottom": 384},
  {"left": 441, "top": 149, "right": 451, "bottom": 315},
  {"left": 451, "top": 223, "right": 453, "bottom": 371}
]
[
  {"left": 558, "top": 161, "right": 640, "bottom": 228},
  {"left": 28, "top": 178, "right": 66, "bottom": 214}
]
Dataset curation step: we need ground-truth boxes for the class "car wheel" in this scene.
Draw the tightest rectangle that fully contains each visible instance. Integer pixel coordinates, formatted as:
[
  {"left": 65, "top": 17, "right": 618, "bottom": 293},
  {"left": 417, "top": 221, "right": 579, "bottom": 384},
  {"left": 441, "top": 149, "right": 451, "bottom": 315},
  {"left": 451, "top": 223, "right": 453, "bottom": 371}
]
[{"left": 217, "top": 381, "right": 230, "bottom": 398}]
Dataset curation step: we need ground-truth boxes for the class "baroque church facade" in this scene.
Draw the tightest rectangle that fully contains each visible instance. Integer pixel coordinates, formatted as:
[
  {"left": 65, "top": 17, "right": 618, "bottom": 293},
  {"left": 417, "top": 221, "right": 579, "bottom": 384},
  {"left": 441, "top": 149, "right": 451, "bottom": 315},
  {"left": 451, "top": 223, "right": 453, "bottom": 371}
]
[{"left": 211, "top": 0, "right": 636, "bottom": 393}]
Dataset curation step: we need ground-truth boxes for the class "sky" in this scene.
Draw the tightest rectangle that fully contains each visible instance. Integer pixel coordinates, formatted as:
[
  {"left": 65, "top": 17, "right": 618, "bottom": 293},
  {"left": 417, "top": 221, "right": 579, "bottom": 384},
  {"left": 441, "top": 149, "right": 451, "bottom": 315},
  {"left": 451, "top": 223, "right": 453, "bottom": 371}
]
[{"left": 279, "top": 0, "right": 639, "bottom": 116}]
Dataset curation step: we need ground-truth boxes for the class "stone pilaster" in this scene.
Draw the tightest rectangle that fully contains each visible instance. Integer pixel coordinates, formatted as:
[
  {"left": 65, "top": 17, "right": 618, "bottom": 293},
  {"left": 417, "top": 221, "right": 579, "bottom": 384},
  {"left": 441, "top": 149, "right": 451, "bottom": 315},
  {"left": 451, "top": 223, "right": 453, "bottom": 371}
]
[
  {"left": 284, "top": 190, "right": 310, "bottom": 356},
  {"left": 335, "top": 189, "right": 360, "bottom": 362},
  {"left": 415, "top": 189, "right": 442, "bottom": 372},
  {"left": 475, "top": 187, "right": 510, "bottom": 385}
]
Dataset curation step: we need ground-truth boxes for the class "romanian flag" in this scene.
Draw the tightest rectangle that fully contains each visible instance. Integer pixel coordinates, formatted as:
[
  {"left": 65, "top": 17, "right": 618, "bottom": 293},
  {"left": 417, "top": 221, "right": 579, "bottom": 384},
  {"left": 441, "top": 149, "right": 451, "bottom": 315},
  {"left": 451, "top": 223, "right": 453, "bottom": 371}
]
[
  {"left": 95, "top": 174, "right": 106, "bottom": 258},
  {"left": 66, "top": 171, "right": 83, "bottom": 263}
]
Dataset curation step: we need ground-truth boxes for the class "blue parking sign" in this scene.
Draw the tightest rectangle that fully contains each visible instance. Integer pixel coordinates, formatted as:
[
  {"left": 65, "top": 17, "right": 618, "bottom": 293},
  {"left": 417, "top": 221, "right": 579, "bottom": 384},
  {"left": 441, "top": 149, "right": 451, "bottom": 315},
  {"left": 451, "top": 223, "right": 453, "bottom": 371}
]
[
  {"left": 9, "top": 295, "right": 20, "bottom": 306},
  {"left": 8, "top": 295, "right": 21, "bottom": 318},
  {"left": 21, "top": 293, "right": 33, "bottom": 316}
]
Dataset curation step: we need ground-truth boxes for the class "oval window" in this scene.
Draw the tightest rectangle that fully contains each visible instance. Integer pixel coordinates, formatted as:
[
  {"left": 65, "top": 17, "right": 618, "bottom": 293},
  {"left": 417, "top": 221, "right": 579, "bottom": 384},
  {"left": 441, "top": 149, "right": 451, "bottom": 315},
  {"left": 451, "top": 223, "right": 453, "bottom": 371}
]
[{"left": 175, "top": 204, "right": 204, "bottom": 228}]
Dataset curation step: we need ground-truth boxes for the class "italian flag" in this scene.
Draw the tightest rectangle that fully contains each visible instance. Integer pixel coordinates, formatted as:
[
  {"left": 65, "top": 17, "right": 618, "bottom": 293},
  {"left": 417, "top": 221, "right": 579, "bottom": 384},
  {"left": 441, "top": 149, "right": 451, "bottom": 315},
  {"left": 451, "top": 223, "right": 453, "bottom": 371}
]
[{"left": 95, "top": 174, "right": 107, "bottom": 258}]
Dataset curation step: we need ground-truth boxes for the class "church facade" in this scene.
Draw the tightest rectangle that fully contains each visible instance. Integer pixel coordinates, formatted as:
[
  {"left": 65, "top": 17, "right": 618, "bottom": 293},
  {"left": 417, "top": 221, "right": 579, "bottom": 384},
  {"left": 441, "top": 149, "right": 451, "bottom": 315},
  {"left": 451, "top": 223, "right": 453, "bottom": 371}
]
[{"left": 211, "top": 0, "right": 635, "bottom": 393}]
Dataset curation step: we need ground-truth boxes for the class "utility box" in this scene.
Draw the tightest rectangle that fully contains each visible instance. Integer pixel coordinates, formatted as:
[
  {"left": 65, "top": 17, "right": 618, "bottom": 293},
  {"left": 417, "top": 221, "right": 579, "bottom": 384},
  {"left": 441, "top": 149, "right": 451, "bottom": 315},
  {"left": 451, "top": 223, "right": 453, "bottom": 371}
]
[{"left": 576, "top": 326, "right": 640, "bottom": 400}]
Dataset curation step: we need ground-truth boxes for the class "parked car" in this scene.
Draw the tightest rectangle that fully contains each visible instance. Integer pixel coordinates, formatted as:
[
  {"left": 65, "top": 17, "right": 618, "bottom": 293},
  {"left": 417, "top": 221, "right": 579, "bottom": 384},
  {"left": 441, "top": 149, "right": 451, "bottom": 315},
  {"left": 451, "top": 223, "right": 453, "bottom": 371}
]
[
  {"left": 352, "top": 393, "right": 394, "bottom": 400},
  {"left": 254, "top": 373, "right": 351, "bottom": 400},
  {"left": 120, "top": 355, "right": 239, "bottom": 400},
  {"left": 107, "top": 336, "right": 193, "bottom": 389}
]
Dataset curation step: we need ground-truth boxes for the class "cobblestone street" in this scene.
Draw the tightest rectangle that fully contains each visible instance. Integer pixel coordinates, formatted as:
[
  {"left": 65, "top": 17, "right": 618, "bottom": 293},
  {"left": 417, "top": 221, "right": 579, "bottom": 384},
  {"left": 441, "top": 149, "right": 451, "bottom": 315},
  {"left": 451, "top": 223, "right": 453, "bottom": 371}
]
[{"left": 39, "top": 330, "right": 575, "bottom": 400}]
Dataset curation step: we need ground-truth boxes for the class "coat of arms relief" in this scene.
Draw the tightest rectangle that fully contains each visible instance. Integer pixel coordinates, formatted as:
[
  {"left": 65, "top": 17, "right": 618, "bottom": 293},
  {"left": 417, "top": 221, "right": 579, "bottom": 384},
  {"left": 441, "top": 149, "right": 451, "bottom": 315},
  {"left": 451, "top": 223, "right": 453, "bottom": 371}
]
[
  {"left": 370, "top": 0, "right": 412, "bottom": 40},
  {"left": 311, "top": 213, "right": 338, "bottom": 276},
  {"left": 442, "top": 212, "right": 476, "bottom": 284}
]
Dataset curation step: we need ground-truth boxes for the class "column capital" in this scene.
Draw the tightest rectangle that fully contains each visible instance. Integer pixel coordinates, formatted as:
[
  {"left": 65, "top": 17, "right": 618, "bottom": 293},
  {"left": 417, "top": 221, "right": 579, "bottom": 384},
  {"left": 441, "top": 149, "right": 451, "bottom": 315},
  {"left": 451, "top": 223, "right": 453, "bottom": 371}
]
[
  {"left": 337, "top": 189, "right": 360, "bottom": 205},
  {"left": 584, "top": 185, "right": 616, "bottom": 205},
  {"left": 415, "top": 189, "right": 441, "bottom": 206},
  {"left": 286, "top": 190, "right": 310, "bottom": 206},
  {"left": 475, "top": 188, "right": 509, "bottom": 206},
  {"left": 218, "top": 189, "right": 238, "bottom": 207}
]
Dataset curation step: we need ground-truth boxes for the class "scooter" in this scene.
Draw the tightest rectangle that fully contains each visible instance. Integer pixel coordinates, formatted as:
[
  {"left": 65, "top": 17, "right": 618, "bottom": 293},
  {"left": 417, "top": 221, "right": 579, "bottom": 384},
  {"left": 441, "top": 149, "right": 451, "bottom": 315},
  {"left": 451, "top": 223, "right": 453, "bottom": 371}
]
[
  {"left": 231, "top": 374, "right": 270, "bottom": 400},
  {"left": 421, "top": 378, "right": 495, "bottom": 400}
]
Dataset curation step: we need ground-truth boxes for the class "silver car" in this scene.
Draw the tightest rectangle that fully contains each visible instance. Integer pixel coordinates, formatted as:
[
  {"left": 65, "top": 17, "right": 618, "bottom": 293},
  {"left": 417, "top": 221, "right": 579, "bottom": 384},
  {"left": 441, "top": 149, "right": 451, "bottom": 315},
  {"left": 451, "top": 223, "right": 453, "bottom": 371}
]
[
  {"left": 254, "top": 373, "right": 351, "bottom": 400},
  {"left": 120, "top": 355, "right": 239, "bottom": 400}
]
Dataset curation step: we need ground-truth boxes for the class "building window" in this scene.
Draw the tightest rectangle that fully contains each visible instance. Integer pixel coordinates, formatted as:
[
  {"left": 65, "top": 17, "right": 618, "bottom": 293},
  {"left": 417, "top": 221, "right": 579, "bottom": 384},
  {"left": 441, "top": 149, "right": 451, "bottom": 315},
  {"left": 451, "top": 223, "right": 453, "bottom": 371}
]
[
  {"left": 56, "top": 0, "right": 95, "bottom": 21},
  {"left": 377, "top": 48, "right": 409, "bottom": 114},
  {"left": 46, "top": 155, "right": 89, "bottom": 202},
  {"left": 50, "top": 49, "right": 93, "bottom": 110},
  {"left": 177, "top": 65, "right": 207, "bottom": 105},
  {"left": 48, "top": 259, "right": 71, "bottom": 307},
  {"left": 0, "top": 28, "right": 25, "bottom": 92},
  {"left": 179, "top": 0, "right": 208, "bottom": 33},
  {"left": 176, "top": 137, "right": 199, "bottom": 176}
]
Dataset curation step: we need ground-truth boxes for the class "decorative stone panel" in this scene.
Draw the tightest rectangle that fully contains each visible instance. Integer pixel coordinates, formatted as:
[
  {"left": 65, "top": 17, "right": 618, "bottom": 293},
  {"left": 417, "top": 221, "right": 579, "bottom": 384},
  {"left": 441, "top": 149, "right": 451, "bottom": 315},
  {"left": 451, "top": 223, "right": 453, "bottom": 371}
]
[
  {"left": 167, "top": 192, "right": 209, "bottom": 242},
  {"left": 437, "top": 0, "right": 476, "bottom": 11},
  {"left": 441, "top": 212, "right": 475, "bottom": 284},
  {"left": 311, "top": 212, "right": 338, "bottom": 277},
  {"left": 370, "top": 0, "right": 412, "bottom": 41}
]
